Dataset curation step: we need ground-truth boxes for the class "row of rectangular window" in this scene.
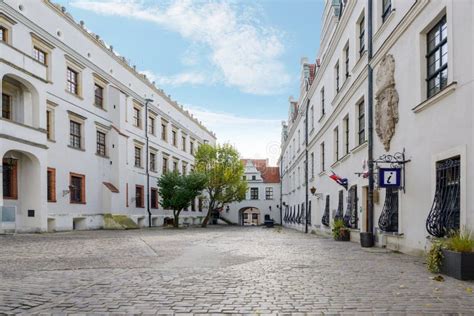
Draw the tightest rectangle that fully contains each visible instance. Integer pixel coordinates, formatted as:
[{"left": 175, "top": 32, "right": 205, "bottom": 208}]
[{"left": 249, "top": 187, "right": 274, "bottom": 200}]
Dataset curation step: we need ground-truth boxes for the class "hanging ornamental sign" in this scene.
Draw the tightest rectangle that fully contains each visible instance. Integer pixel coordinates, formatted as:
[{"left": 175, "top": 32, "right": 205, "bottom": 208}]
[{"left": 378, "top": 168, "right": 401, "bottom": 188}]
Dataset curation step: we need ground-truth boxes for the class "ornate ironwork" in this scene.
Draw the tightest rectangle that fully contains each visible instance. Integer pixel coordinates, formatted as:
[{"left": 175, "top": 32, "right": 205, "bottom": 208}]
[
  {"left": 378, "top": 187, "right": 399, "bottom": 232},
  {"left": 334, "top": 190, "right": 344, "bottom": 221},
  {"left": 322, "top": 195, "right": 330, "bottom": 227},
  {"left": 307, "top": 201, "right": 312, "bottom": 225},
  {"left": 373, "top": 148, "right": 411, "bottom": 192},
  {"left": 426, "top": 157, "right": 460, "bottom": 238},
  {"left": 343, "top": 185, "right": 358, "bottom": 229}
]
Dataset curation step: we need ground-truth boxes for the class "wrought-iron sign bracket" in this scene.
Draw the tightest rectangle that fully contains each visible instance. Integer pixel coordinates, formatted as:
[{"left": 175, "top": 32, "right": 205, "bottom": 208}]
[{"left": 373, "top": 148, "right": 411, "bottom": 193}]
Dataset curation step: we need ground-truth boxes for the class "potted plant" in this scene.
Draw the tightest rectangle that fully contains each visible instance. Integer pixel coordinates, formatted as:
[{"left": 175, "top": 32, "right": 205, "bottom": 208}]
[
  {"left": 332, "top": 219, "right": 350, "bottom": 241},
  {"left": 427, "top": 230, "right": 474, "bottom": 280}
]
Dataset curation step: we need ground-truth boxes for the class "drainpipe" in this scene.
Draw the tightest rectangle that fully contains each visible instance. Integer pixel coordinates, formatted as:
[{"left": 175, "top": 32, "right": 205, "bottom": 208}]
[
  {"left": 145, "top": 98, "right": 154, "bottom": 228},
  {"left": 364, "top": 0, "right": 375, "bottom": 247},
  {"left": 279, "top": 157, "right": 283, "bottom": 225},
  {"left": 305, "top": 98, "right": 310, "bottom": 234}
]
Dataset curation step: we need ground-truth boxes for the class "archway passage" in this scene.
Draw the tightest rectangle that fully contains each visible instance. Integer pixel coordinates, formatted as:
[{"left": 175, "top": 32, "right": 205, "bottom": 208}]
[
  {"left": 238, "top": 207, "right": 261, "bottom": 226},
  {"left": 2, "top": 150, "right": 43, "bottom": 232}
]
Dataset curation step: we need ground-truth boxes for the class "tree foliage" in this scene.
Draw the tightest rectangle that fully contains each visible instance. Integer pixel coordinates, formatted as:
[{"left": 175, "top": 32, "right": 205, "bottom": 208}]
[
  {"left": 194, "top": 143, "right": 247, "bottom": 227},
  {"left": 158, "top": 171, "right": 206, "bottom": 227}
]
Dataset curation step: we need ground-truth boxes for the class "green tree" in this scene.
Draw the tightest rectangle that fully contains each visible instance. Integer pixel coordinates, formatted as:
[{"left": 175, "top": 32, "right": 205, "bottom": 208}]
[
  {"left": 194, "top": 143, "right": 247, "bottom": 227},
  {"left": 158, "top": 171, "right": 206, "bottom": 228}
]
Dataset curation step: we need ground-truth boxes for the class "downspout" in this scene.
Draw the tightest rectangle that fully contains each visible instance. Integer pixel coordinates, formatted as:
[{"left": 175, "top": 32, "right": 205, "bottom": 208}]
[
  {"left": 364, "top": 0, "right": 375, "bottom": 247},
  {"left": 145, "top": 98, "right": 153, "bottom": 228},
  {"left": 280, "top": 157, "right": 283, "bottom": 225},
  {"left": 305, "top": 98, "right": 309, "bottom": 234}
]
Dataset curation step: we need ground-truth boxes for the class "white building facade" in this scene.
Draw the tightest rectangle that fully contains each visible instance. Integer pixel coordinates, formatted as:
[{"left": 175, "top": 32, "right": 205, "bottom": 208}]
[
  {"left": 223, "top": 159, "right": 281, "bottom": 226},
  {"left": 0, "top": 0, "right": 216, "bottom": 233},
  {"left": 280, "top": 0, "right": 473, "bottom": 255}
]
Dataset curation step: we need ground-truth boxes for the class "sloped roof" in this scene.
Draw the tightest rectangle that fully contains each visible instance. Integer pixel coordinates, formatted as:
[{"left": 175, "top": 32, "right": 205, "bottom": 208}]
[{"left": 241, "top": 159, "right": 280, "bottom": 183}]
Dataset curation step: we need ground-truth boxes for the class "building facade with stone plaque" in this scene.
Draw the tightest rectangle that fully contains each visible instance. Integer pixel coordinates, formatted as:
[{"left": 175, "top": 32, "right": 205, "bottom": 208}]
[
  {"left": 0, "top": 0, "right": 216, "bottom": 233},
  {"left": 279, "top": 0, "right": 473, "bottom": 255}
]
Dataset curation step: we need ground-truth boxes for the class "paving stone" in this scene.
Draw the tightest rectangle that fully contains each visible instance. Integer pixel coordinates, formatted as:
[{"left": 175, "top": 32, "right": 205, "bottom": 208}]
[{"left": 1, "top": 227, "right": 474, "bottom": 313}]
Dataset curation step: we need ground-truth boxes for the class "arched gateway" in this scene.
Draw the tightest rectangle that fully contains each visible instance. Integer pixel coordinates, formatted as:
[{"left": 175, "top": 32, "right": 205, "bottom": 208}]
[{"left": 238, "top": 207, "right": 261, "bottom": 226}]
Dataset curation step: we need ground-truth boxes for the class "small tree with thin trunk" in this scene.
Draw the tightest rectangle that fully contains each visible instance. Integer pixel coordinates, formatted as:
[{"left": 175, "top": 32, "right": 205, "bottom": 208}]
[
  {"left": 158, "top": 171, "right": 206, "bottom": 228},
  {"left": 194, "top": 143, "right": 247, "bottom": 227}
]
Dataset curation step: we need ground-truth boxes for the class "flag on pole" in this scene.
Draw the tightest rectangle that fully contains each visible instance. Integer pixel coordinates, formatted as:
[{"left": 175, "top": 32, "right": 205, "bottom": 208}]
[{"left": 329, "top": 171, "right": 348, "bottom": 190}]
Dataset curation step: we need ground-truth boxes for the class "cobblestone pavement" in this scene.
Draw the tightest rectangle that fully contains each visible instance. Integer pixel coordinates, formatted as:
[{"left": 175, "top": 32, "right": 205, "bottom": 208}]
[{"left": 1, "top": 226, "right": 473, "bottom": 315}]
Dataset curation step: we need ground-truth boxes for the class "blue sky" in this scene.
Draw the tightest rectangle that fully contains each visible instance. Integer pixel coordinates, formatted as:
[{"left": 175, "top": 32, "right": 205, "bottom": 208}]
[{"left": 56, "top": 0, "right": 324, "bottom": 164}]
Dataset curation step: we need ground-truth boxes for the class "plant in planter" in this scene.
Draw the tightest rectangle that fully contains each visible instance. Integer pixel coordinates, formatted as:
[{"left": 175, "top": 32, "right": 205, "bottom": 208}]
[
  {"left": 427, "top": 230, "right": 474, "bottom": 280},
  {"left": 332, "top": 219, "right": 350, "bottom": 241}
]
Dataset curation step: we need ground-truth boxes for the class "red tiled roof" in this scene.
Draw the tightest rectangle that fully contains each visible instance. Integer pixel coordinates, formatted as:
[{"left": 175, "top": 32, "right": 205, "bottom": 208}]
[{"left": 241, "top": 159, "right": 280, "bottom": 183}]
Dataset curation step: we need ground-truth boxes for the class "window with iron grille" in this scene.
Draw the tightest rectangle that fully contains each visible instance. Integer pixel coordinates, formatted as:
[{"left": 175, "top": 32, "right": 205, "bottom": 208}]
[
  {"left": 2, "top": 93, "right": 11, "bottom": 120},
  {"left": 150, "top": 152, "right": 156, "bottom": 172},
  {"left": 358, "top": 100, "right": 365, "bottom": 145},
  {"left": 96, "top": 131, "right": 106, "bottom": 156},
  {"left": 69, "top": 121, "right": 81, "bottom": 149},
  {"left": 308, "top": 201, "right": 312, "bottom": 225},
  {"left": 135, "top": 185, "right": 144, "bottom": 208},
  {"left": 265, "top": 187, "right": 273, "bottom": 200},
  {"left": 133, "top": 107, "right": 140, "bottom": 127},
  {"left": 250, "top": 188, "right": 259, "bottom": 200},
  {"left": 134, "top": 146, "right": 141, "bottom": 168},
  {"left": 378, "top": 187, "right": 399, "bottom": 232},
  {"left": 334, "top": 190, "right": 344, "bottom": 221},
  {"left": 33, "top": 46, "right": 47, "bottom": 65},
  {"left": 382, "top": 0, "right": 391, "bottom": 23},
  {"left": 343, "top": 185, "right": 358, "bottom": 229},
  {"left": 70, "top": 174, "right": 85, "bottom": 204},
  {"left": 359, "top": 16, "right": 365, "bottom": 57},
  {"left": 427, "top": 16, "right": 448, "bottom": 98},
  {"left": 2, "top": 159, "right": 17, "bottom": 199},
  {"left": 94, "top": 84, "right": 104, "bottom": 108},
  {"left": 322, "top": 195, "right": 330, "bottom": 226},
  {"left": 426, "top": 156, "right": 460, "bottom": 237},
  {"left": 66, "top": 67, "right": 78, "bottom": 95},
  {"left": 335, "top": 62, "right": 340, "bottom": 93}
]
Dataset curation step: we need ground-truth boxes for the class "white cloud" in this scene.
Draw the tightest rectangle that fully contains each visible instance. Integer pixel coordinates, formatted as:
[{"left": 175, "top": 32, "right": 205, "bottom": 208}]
[
  {"left": 140, "top": 70, "right": 208, "bottom": 86},
  {"left": 70, "top": 0, "right": 290, "bottom": 95},
  {"left": 187, "top": 106, "right": 282, "bottom": 165}
]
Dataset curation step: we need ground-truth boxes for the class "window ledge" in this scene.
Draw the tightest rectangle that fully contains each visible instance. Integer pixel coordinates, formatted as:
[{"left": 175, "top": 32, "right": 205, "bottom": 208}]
[
  {"left": 351, "top": 141, "right": 368, "bottom": 154},
  {"left": 47, "top": 139, "right": 56, "bottom": 143},
  {"left": 318, "top": 171, "right": 326, "bottom": 177},
  {"left": 352, "top": 51, "right": 367, "bottom": 74},
  {"left": 330, "top": 160, "right": 340, "bottom": 169},
  {"left": 67, "top": 145, "right": 85, "bottom": 152},
  {"left": 65, "top": 90, "right": 83, "bottom": 100},
  {"left": 94, "top": 104, "right": 107, "bottom": 112},
  {"left": 95, "top": 153, "right": 109, "bottom": 159},
  {"left": 374, "top": 9, "right": 396, "bottom": 42},
  {"left": 318, "top": 113, "right": 326, "bottom": 123},
  {"left": 412, "top": 82, "right": 457, "bottom": 113},
  {"left": 339, "top": 153, "right": 351, "bottom": 163}
]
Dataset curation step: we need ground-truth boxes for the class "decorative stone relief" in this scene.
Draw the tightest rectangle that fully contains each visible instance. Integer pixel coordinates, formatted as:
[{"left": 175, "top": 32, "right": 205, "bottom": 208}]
[{"left": 375, "top": 54, "right": 399, "bottom": 152}]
